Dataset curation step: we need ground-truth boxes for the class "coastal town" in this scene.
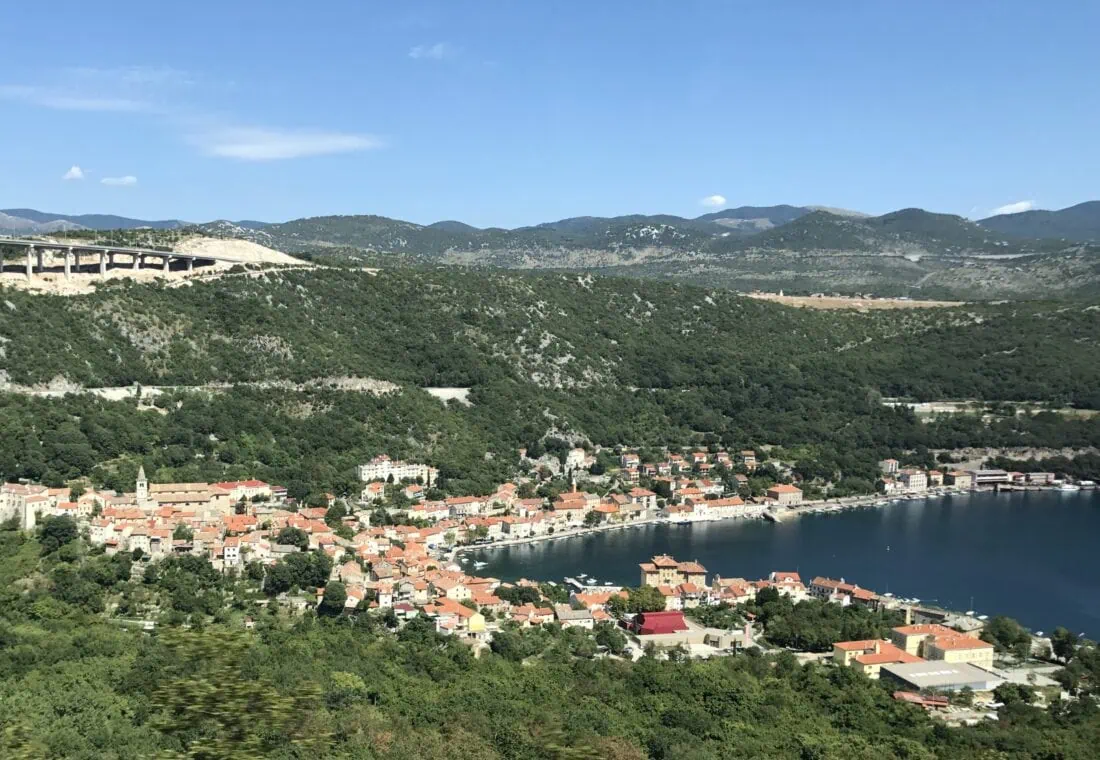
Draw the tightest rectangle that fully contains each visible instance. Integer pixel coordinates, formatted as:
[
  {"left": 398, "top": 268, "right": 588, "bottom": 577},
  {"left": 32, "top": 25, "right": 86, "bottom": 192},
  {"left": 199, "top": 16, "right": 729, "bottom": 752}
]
[{"left": 0, "top": 443, "right": 1082, "bottom": 712}]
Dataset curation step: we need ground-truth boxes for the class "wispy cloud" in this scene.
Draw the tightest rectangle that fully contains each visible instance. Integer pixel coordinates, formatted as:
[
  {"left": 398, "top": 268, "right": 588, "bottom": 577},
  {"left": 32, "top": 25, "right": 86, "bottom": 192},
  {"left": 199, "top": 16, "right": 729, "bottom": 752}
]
[
  {"left": 989, "top": 200, "right": 1036, "bottom": 216},
  {"left": 65, "top": 65, "right": 194, "bottom": 87},
  {"left": 0, "top": 66, "right": 195, "bottom": 114},
  {"left": 0, "top": 84, "right": 146, "bottom": 112},
  {"left": 101, "top": 175, "right": 138, "bottom": 186},
  {"left": 409, "top": 42, "right": 454, "bottom": 60},
  {"left": 192, "top": 127, "right": 384, "bottom": 161},
  {"left": 700, "top": 194, "right": 727, "bottom": 208},
  {"left": 62, "top": 165, "right": 85, "bottom": 181},
  {"left": 5, "top": 66, "right": 386, "bottom": 163}
]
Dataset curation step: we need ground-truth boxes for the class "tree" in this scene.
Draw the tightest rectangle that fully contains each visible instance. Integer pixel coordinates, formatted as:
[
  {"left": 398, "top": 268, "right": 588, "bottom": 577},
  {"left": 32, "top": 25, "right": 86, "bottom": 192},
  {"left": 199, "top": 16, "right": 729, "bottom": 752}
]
[
  {"left": 172, "top": 524, "right": 194, "bottom": 541},
  {"left": 324, "top": 502, "right": 347, "bottom": 529},
  {"left": 276, "top": 526, "right": 309, "bottom": 550},
  {"left": 1052, "top": 626, "right": 1078, "bottom": 662},
  {"left": 993, "top": 682, "right": 1036, "bottom": 706},
  {"left": 37, "top": 515, "right": 78, "bottom": 555},
  {"left": 318, "top": 582, "right": 347, "bottom": 617},
  {"left": 584, "top": 510, "right": 604, "bottom": 528},
  {"left": 982, "top": 616, "right": 1032, "bottom": 653},
  {"left": 149, "top": 630, "right": 329, "bottom": 759},
  {"left": 952, "top": 686, "right": 974, "bottom": 707},
  {"left": 608, "top": 586, "right": 666, "bottom": 616},
  {"left": 594, "top": 622, "right": 627, "bottom": 654}
]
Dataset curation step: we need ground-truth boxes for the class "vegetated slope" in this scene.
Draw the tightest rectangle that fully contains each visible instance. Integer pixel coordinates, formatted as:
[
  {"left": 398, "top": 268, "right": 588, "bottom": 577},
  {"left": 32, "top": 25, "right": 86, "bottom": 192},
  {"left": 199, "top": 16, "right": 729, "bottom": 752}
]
[
  {"left": 243, "top": 207, "right": 1100, "bottom": 299},
  {"left": 980, "top": 201, "right": 1100, "bottom": 242},
  {"left": 634, "top": 209, "right": 1100, "bottom": 299},
  {"left": 4, "top": 268, "right": 1100, "bottom": 496},
  {"left": 2, "top": 267, "right": 1099, "bottom": 402},
  {"left": 6, "top": 529, "right": 1100, "bottom": 760}
]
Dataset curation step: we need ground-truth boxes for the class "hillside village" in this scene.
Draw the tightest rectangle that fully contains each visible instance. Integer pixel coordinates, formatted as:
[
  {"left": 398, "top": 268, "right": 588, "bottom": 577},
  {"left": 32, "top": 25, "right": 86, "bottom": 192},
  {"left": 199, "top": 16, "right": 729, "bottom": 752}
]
[{"left": 0, "top": 439, "right": 1066, "bottom": 702}]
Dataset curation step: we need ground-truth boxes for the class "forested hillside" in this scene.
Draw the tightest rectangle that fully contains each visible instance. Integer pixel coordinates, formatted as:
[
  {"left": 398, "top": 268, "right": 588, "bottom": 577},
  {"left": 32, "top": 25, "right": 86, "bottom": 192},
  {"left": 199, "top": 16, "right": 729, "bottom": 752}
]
[
  {"left": 2, "top": 269, "right": 1100, "bottom": 498},
  {"left": 3, "top": 268, "right": 1100, "bottom": 397}
]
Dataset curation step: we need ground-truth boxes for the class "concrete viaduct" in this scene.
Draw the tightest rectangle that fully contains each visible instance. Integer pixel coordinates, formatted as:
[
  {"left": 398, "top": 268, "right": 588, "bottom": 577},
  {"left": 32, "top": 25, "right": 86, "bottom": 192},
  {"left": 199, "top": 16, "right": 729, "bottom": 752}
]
[{"left": 0, "top": 238, "right": 244, "bottom": 280}]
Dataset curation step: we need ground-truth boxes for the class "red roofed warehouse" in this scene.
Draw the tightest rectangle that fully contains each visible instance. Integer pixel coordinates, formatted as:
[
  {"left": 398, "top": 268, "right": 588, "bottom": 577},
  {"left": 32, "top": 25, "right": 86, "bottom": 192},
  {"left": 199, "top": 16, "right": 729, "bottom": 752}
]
[{"left": 631, "top": 610, "right": 689, "bottom": 635}]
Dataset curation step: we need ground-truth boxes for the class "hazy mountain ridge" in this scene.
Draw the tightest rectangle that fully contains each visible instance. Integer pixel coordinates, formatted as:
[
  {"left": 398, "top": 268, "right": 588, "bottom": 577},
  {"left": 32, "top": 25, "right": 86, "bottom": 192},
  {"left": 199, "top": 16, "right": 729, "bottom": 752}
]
[
  {"left": 7, "top": 202, "right": 1100, "bottom": 298},
  {"left": 979, "top": 201, "right": 1100, "bottom": 242}
]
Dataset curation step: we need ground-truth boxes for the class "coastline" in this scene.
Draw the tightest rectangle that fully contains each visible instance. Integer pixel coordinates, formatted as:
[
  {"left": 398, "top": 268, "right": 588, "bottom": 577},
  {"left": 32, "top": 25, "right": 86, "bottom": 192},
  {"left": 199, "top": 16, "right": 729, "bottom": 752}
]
[{"left": 450, "top": 483, "right": 1092, "bottom": 560}]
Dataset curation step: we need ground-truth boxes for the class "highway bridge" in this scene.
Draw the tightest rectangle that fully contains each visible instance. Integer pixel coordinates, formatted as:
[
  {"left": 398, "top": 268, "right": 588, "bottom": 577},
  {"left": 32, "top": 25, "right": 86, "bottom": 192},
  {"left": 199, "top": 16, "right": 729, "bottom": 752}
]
[{"left": 0, "top": 237, "right": 240, "bottom": 280}]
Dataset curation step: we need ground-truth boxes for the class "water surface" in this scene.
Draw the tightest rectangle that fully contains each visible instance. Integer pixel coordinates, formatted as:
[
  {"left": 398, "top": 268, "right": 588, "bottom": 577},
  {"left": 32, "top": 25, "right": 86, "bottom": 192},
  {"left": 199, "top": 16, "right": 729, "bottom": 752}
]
[{"left": 469, "top": 490, "right": 1100, "bottom": 635}]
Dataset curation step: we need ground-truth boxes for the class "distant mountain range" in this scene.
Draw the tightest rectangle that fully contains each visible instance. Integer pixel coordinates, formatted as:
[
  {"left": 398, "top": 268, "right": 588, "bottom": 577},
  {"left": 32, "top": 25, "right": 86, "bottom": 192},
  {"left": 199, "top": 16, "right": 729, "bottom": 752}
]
[
  {"left": 0, "top": 209, "right": 271, "bottom": 235},
  {"left": 978, "top": 201, "right": 1100, "bottom": 242},
  {"left": 6, "top": 200, "right": 1099, "bottom": 243},
  {"left": 5, "top": 201, "right": 1100, "bottom": 299}
]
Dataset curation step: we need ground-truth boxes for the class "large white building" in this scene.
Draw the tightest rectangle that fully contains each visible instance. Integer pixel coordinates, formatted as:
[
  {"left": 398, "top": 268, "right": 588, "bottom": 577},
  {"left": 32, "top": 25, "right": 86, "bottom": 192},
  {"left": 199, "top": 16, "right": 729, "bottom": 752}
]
[
  {"left": 358, "top": 455, "right": 439, "bottom": 485},
  {"left": 0, "top": 483, "right": 51, "bottom": 530},
  {"left": 898, "top": 469, "right": 928, "bottom": 491}
]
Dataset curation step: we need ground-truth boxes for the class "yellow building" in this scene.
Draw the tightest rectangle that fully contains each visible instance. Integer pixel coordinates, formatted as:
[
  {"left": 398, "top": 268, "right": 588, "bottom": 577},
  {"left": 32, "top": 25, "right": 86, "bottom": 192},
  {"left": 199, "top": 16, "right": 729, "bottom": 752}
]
[
  {"left": 832, "top": 639, "right": 924, "bottom": 679},
  {"left": 468, "top": 611, "right": 486, "bottom": 634},
  {"left": 891, "top": 624, "right": 958, "bottom": 656},
  {"left": 639, "top": 555, "right": 707, "bottom": 587},
  {"left": 925, "top": 635, "right": 995, "bottom": 668}
]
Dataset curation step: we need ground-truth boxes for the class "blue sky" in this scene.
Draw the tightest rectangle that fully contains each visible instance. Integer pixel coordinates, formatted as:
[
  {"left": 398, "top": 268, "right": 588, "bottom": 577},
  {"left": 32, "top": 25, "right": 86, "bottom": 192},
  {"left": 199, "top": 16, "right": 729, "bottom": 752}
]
[{"left": 1, "top": 1, "right": 1097, "bottom": 227}]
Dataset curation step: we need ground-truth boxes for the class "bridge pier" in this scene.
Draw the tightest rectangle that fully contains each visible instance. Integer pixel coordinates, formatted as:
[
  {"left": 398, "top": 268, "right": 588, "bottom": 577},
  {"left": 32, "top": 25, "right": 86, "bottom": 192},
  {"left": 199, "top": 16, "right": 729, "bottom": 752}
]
[
  {"left": 25, "top": 247, "right": 33, "bottom": 281},
  {"left": 99, "top": 252, "right": 107, "bottom": 278},
  {"left": 162, "top": 255, "right": 170, "bottom": 273},
  {"left": 36, "top": 248, "right": 44, "bottom": 273},
  {"left": 186, "top": 258, "right": 194, "bottom": 273},
  {"left": 64, "top": 248, "right": 72, "bottom": 279},
  {"left": 108, "top": 252, "right": 116, "bottom": 266},
  {"left": 133, "top": 254, "right": 141, "bottom": 270}
]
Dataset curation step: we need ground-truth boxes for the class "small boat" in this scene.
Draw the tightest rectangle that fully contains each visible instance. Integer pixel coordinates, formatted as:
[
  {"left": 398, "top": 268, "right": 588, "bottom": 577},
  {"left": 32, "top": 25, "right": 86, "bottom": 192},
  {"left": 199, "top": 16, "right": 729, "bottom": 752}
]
[
  {"left": 1059, "top": 483, "right": 1081, "bottom": 492},
  {"left": 604, "top": 581, "right": 613, "bottom": 586},
  {"left": 473, "top": 561, "right": 488, "bottom": 569}
]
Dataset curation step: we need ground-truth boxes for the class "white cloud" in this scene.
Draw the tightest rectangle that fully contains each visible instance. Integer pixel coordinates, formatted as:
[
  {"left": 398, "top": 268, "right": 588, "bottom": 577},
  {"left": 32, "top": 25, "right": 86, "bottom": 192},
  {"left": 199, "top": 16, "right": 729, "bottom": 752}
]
[
  {"left": 62, "top": 165, "right": 85, "bottom": 181},
  {"left": 409, "top": 43, "right": 454, "bottom": 60},
  {"left": 700, "top": 194, "right": 727, "bottom": 208},
  {"left": 989, "top": 200, "right": 1036, "bottom": 216},
  {"left": 4, "top": 67, "right": 385, "bottom": 164},
  {"left": 193, "top": 126, "right": 383, "bottom": 161},
  {"left": 0, "top": 84, "right": 146, "bottom": 112},
  {"left": 101, "top": 175, "right": 138, "bottom": 186}
]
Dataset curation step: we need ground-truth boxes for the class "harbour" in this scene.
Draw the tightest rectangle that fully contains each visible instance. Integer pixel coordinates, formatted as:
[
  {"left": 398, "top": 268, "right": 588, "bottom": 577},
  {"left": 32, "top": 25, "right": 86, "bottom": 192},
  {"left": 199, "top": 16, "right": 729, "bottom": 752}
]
[{"left": 468, "top": 489, "right": 1100, "bottom": 636}]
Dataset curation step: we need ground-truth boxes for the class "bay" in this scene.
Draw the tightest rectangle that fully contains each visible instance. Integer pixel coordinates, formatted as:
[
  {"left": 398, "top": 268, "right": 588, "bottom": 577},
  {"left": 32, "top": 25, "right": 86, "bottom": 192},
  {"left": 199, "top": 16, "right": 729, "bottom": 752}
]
[{"left": 469, "top": 490, "right": 1100, "bottom": 636}]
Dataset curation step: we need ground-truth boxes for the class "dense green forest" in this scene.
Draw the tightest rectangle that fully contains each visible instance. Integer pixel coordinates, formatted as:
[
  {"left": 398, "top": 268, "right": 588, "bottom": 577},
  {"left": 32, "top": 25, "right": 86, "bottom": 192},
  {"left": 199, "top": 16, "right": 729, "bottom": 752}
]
[
  {"left": 4, "top": 381, "right": 1100, "bottom": 498},
  {"left": 4, "top": 524, "right": 1100, "bottom": 759},
  {"left": 2, "top": 268, "right": 1100, "bottom": 400},
  {"left": 3, "top": 269, "right": 1100, "bottom": 495}
]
